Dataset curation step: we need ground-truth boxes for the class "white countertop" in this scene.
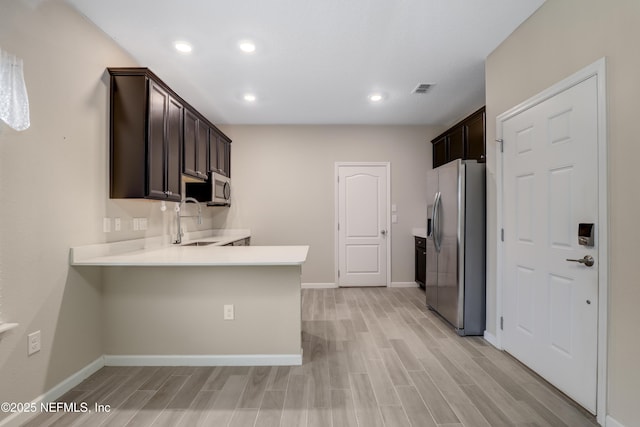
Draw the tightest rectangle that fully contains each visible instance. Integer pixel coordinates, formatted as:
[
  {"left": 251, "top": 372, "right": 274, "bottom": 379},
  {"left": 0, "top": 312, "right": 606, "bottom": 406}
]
[
  {"left": 412, "top": 227, "right": 427, "bottom": 238},
  {"left": 70, "top": 230, "right": 309, "bottom": 267}
]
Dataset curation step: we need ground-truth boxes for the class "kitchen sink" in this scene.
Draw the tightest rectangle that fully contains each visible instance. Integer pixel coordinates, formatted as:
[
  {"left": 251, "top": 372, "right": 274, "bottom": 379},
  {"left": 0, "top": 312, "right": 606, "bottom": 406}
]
[{"left": 181, "top": 241, "right": 218, "bottom": 247}]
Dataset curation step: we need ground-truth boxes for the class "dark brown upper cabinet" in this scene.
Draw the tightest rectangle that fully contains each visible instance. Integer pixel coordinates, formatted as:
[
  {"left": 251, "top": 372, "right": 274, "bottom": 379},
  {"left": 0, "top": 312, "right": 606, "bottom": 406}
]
[
  {"left": 109, "top": 69, "right": 182, "bottom": 202},
  {"left": 183, "top": 108, "right": 209, "bottom": 181},
  {"left": 431, "top": 107, "right": 486, "bottom": 168},
  {"left": 108, "top": 67, "right": 231, "bottom": 201}
]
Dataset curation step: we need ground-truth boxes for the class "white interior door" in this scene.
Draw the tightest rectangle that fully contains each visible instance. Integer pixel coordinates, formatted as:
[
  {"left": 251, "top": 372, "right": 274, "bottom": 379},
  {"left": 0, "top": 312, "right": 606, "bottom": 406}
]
[
  {"left": 501, "top": 76, "right": 599, "bottom": 412},
  {"left": 337, "top": 164, "right": 389, "bottom": 287}
]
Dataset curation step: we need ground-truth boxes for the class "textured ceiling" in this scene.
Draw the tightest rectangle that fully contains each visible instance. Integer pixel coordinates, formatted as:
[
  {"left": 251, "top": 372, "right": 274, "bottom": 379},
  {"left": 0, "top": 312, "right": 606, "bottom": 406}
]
[{"left": 66, "top": 0, "right": 544, "bottom": 125}]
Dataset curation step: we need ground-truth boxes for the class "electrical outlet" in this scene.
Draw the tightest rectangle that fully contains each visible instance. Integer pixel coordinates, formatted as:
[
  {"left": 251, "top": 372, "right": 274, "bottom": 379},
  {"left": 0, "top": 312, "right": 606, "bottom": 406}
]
[
  {"left": 103, "top": 217, "right": 111, "bottom": 233},
  {"left": 224, "top": 304, "right": 234, "bottom": 320},
  {"left": 114, "top": 217, "right": 121, "bottom": 231},
  {"left": 28, "top": 331, "right": 41, "bottom": 356}
]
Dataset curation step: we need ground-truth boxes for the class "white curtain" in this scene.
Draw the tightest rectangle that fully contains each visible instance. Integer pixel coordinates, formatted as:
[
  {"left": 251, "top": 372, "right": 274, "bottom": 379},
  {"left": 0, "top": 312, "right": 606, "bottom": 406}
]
[{"left": 0, "top": 48, "right": 30, "bottom": 131}]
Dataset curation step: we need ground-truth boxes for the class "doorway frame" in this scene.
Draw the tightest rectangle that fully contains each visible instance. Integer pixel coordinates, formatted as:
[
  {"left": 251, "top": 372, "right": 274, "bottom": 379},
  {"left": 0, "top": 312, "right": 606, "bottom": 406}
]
[
  {"left": 495, "top": 57, "right": 608, "bottom": 424},
  {"left": 334, "top": 162, "right": 391, "bottom": 288}
]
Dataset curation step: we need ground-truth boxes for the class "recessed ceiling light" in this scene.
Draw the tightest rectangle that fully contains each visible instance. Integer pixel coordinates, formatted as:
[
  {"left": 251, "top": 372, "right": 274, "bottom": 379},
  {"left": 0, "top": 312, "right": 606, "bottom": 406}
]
[
  {"left": 243, "top": 93, "right": 256, "bottom": 102},
  {"left": 368, "top": 93, "right": 384, "bottom": 102},
  {"left": 174, "top": 41, "right": 193, "bottom": 53},
  {"left": 239, "top": 40, "right": 256, "bottom": 53}
]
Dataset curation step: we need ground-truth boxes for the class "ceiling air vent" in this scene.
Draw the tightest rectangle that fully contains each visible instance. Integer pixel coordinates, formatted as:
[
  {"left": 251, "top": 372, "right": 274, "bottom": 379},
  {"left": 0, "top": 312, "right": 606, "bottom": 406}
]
[{"left": 412, "top": 83, "right": 433, "bottom": 94}]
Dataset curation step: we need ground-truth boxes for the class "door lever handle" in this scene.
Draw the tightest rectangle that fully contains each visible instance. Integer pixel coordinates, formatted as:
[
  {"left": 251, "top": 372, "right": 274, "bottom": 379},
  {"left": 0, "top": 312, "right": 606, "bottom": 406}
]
[
  {"left": 380, "top": 230, "right": 387, "bottom": 236},
  {"left": 566, "top": 255, "right": 595, "bottom": 267}
]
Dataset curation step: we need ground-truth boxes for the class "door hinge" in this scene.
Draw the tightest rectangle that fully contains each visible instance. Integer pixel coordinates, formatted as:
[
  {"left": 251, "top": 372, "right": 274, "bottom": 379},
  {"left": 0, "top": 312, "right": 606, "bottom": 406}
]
[
  {"left": 338, "top": 270, "right": 340, "bottom": 278},
  {"left": 337, "top": 223, "right": 340, "bottom": 231},
  {"left": 501, "top": 228, "right": 504, "bottom": 242},
  {"left": 500, "top": 316, "right": 504, "bottom": 330}
]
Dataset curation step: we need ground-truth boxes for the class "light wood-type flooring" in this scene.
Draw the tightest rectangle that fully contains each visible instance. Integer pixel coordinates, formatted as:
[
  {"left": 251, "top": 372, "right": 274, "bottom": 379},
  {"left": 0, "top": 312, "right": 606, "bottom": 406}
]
[{"left": 24, "top": 287, "right": 598, "bottom": 427}]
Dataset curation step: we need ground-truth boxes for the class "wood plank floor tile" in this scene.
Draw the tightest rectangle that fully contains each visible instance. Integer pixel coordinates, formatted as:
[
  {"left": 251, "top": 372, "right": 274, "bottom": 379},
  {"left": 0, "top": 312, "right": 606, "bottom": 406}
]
[
  {"left": 364, "top": 357, "right": 400, "bottom": 406},
  {"left": 307, "top": 407, "right": 333, "bottom": 427},
  {"left": 395, "top": 385, "right": 438, "bottom": 427},
  {"left": 176, "top": 390, "right": 218, "bottom": 427},
  {"left": 228, "top": 408, "right": 258, "bottom": 427},
  {"left": 204, "top": 374, "right": 249, "bottom": 427},
  {"left": 379, "top": 405, "right": 411, "bottom": 427},
  {"left": 330, "top": 389, "right": 358, "bottom": 427},
  {"left": 408, "top": 370, "right": 459, "bottom": 424},
  {"left": 238, "top": 366, "right": 272, "bottom": 409},
  {"left": 349, "top": 373, "right": 385, "bottom": 427},
  {"left": 380, "top": 348, "right": 411, "bottom": 386},
  {"left": 254, "top": 390, "right": 285, "bottom": 427},
  {"left": 281, "top": 374, "right": 309, "bottom": 427}
]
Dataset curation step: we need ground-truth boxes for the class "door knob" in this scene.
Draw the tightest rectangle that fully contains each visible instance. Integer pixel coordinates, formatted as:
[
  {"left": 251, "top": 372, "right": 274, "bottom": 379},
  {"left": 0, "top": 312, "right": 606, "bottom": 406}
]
[
  {"left": 566, "top": 255, "right": 595, "bottom": 267},
  {"left": 380, "top": 230, "right": 387, "bottom": 236}
]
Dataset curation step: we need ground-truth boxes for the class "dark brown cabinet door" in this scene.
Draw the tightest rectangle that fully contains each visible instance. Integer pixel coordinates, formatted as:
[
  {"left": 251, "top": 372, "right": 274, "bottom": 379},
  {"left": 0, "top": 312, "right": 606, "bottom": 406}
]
[
  {"left": 183, "top": 108, "right": 198, "bottom": 178},
  {"left": 449, "top": 126, "right": 464, "bottom": 161},
  {"left": 415, "top": 237, "right": 426, "bottom": 288},
  {"left": 208, "top": 131, "right": 231, "bottom": 177},
  {"left": 183, "top": 109, "right": 208, "bottom": 180},
  {"left": 218, "top": 138, "right": 231, "bottom": 177},
  {"left": 432, "top": 136, "right": 448, "bottom": 168},
  {"left": 166, "top": 96, "right": 182, "bottom": 201},
  {"left": 208, "top": 131, "right": 219, "bottom": 174},
  {"left": 464, "top": 110, "right": 486, "bottom": 162},
  {"left": 148, "top": 81, "right": 169, "bottom": 199},
  {"left": 196, "top": 121, "right": 208, "bottom": 178}
]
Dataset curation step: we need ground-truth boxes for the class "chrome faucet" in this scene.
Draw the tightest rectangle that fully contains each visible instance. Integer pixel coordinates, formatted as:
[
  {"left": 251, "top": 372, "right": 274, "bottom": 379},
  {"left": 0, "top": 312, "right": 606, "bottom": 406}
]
[{"left": 174, "top": 197, "right": 202, "bottom": 244}]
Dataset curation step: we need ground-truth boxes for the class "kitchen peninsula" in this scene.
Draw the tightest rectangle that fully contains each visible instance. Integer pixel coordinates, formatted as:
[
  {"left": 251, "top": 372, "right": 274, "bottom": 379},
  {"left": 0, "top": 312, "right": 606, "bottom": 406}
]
[{"left": 71, "top": 231, "right": 308, "bottom": 366}]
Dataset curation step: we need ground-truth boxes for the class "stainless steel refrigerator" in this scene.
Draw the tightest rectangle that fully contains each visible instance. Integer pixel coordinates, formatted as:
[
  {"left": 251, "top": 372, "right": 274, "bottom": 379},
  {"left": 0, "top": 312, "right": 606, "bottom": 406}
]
[{"left": 426, "top": 159, "right": 485, "bottom": 336}]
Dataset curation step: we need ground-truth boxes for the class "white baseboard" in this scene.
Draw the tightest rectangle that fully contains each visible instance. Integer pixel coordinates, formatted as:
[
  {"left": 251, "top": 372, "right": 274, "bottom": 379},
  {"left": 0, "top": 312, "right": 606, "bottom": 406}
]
[
  {"left": 0, "top": 356, "right": 104, "bottom": 427},
  {"left": 302, "top": 283, "right": 419, "bottom": 289},
  {"left": 606, "top": 415, "right": 626, "bottom": 427},
  {"left": 301, "top": 283, "right": 337, "bottom": 289},
  {"left": 104, "top": 353, "right": 302, "bottom": 367},
  {"left": 483, "top": 330, "right": 499, "bottom": 348},
  {"left": 390, "top": 282, "right": 419, "bottom": 288}
]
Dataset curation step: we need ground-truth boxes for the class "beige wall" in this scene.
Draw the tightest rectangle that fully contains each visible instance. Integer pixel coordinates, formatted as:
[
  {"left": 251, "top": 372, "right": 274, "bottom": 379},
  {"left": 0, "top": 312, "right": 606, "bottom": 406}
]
[
  {"left": 103, "top": 266, "right": 302, "bottom": 355},
  {"left": 214, "top": 125, "right": 438, "bottom": 284},
  {"left": 486, "top": 0, "right": 640, "bottom": 425}
]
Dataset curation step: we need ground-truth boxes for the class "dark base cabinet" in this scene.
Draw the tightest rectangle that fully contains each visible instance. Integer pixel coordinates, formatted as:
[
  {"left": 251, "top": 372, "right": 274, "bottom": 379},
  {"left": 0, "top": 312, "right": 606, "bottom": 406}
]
[
  {"left": 431, "top": 107, "right": 486, "bottom": 169},
  {"left": 415, "top": 236, "right": 426, "bottom": 289}
]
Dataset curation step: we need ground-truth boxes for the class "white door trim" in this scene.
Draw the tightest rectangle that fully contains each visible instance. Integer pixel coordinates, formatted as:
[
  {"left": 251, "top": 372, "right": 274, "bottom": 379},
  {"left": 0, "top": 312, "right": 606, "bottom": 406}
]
[
  {"left": 495, "top": 57, "right": 608, "bottom": 424},
  {"left": 335, "top": 162, "right": 391, "bottom": 287}
]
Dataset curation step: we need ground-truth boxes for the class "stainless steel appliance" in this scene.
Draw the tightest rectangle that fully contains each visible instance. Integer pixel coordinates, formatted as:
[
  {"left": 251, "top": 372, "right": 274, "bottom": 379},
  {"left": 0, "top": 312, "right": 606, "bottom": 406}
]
[
  {"left": 185, "top": 171, "right": 231, "bottom": 206},
  {"left": 426, "top": 159, "right": 485, "bottom": 336}
]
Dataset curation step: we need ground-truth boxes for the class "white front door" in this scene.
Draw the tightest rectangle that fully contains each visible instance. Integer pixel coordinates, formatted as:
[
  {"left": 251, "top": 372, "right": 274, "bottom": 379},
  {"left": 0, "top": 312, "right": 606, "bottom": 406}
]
[
  {"left": 501, "top": 76, "right": 599, "bottom": 412},
  {"left": 337, "top": 164, "right": 389, "bottom": 287}
]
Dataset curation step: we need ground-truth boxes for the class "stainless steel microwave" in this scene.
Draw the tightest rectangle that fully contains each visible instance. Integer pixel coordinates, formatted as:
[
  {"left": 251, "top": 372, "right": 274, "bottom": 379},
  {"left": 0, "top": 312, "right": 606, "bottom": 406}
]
[
  {"left": 184, "top": 171, "right": 231, "bottom": 206},
  {"left": 210, "top": 172, "right": 231, "bottom": 205}
]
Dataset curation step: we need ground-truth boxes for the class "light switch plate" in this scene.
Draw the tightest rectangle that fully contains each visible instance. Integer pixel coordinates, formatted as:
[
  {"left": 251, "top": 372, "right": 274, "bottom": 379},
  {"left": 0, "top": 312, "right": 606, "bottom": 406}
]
[
  {"left": 224, "top": 304, "right": 234, "bottom": 320},
  {"left": 114, "top": 218, "right": 121, "bottom": 231},
  {"left": 132, "top": 218, "right": 140, "bottom": 231},
  {"left": 103, "top": 218, "right": 111, "bottom": 233},
  {"left": 391, "top": 214, "right": 398, "bottom": 224},
  {"left": 28, "top": 331, "right": 41, "bottom": 356}
]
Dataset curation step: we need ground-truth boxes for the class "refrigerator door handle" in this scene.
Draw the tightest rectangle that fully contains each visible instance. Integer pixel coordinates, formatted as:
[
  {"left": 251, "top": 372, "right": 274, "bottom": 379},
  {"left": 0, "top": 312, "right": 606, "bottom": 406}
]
[{"left": 433, "top": 191, "right": 442, "bottom": 253}]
